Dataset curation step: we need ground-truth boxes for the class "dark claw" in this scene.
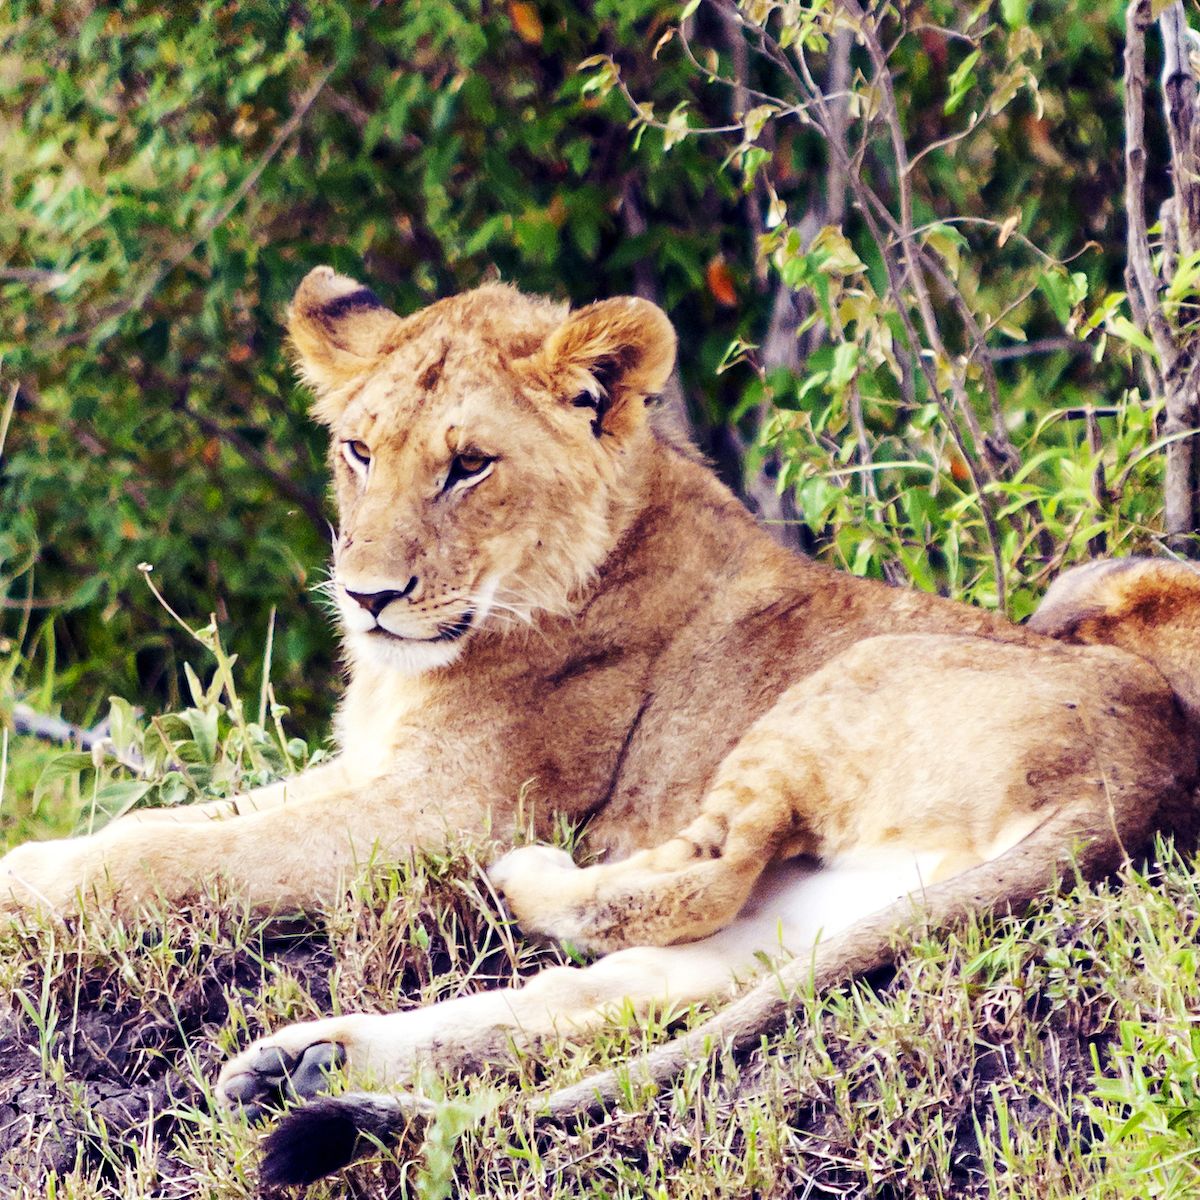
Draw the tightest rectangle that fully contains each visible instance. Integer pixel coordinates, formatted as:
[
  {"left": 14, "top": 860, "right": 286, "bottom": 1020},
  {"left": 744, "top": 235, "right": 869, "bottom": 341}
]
[
  {"left": 222, "top": 1041, "right": 346, "bottom": 1122},
  {"left": 293, "top": 1041, "right": 345, "bottom": 1098}
]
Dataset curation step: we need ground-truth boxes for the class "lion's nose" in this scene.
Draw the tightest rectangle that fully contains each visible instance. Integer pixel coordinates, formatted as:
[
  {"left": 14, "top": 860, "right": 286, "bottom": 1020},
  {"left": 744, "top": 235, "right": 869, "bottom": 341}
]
[{"left": 345, "top": 578, "right": 418, "bottom": 618}]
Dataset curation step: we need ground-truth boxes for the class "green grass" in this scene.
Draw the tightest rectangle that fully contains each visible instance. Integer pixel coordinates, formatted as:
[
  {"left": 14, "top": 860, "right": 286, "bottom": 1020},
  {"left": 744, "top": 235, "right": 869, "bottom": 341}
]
[{"left": 3, "top": 641, "right": 1200, "bottom": 1197}]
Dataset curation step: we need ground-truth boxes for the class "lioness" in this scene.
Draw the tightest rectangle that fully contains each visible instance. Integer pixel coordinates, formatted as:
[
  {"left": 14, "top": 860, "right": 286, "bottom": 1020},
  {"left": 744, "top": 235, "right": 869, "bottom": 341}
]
[{"left": 3, "top": 268, "right": 1198, "bottom": 1184}]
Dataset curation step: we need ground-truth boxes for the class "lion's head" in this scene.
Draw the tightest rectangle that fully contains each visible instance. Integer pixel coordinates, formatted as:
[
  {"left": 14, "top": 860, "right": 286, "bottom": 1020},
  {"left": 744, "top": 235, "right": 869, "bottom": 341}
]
[{"left": 288, "top": 267, "right": 677, "bottom": 674}]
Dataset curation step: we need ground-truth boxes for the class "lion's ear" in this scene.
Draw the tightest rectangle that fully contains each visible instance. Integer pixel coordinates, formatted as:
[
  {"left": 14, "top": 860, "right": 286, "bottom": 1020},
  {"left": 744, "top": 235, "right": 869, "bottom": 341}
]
[
  {"left": 287, "top": 267, "right": 408, "bottom": 422},
  {"left": 536, "top": 297, "right": 676, "bottom": 440}
]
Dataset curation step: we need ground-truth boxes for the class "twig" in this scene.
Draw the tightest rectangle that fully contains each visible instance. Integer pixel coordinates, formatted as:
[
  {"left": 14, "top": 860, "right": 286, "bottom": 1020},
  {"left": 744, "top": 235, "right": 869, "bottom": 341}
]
[
  {"left": 1123, "top": 1, "right": 1178, "bottom": 375},
  {"left": 0, "top": 379, "right": 16, "bottom": 461},
  {"left": 10, "top": 703, "right": 144, "bottom": 773},
  {"left": 988, "top": 337, "right": 1089, "bottom": 362},
  {"left": 1125, "top": 1, "right": 1200, "bottom": 553},
  {"left": 1157, "top": 3, "right": 1200, "bottom": 551}
]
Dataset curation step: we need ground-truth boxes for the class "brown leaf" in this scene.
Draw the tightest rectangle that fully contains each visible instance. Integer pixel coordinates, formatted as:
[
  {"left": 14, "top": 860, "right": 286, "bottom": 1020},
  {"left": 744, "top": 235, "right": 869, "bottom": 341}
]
[
  {"left": 706, "top": 256, "right": 737, "bottom": 307},
  {"left": 508, "top": 2, "right": 544, "bottom": 45}
]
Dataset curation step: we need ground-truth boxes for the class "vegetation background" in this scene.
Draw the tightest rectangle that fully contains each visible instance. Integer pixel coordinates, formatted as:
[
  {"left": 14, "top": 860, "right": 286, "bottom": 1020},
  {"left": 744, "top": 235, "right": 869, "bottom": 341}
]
[{"left": 1, "top": 0, "right": 1199, "bottom": 1195}]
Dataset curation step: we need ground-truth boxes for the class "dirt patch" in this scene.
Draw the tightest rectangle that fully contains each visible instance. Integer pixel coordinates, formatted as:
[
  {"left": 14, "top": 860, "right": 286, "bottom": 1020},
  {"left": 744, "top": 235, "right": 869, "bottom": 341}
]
[{"left": 0, "top": 909, "right": 335, "bottom": 1191}]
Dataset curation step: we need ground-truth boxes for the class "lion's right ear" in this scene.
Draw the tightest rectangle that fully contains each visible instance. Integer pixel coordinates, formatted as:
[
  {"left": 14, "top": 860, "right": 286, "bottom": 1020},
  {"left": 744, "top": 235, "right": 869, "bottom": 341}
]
[
  {"left": 287, "top": 267, "right": 408, "bottom": 423},
  {"left": 528, "top": 297, "right": 677, "bottom": 442}
]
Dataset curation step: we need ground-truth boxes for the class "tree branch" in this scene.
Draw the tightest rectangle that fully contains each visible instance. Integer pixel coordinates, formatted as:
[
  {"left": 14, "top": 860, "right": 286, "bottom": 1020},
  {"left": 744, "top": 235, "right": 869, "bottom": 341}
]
[
  {"left": 1124, "top": 1, "right": 1178, "bottom": 373},
  {"left": 10, "top": 703, "right": 144, "bottom": 773}
]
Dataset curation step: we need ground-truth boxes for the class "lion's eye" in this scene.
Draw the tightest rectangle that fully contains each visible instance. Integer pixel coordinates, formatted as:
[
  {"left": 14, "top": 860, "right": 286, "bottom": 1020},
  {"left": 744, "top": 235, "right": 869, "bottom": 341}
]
[
  {"left": 341, "top": 440, "right": 372, "bottom": 472},
  {"left": 444, "top": 452, "right": 495, "bottom": 491}
]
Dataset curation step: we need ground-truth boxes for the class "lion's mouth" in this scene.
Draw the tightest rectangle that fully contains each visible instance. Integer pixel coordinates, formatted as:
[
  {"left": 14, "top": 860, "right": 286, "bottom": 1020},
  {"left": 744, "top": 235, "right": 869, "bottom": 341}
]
[
  {"left": 432, "top": 610, "right": 475, "bottom": 642},
  {"left": 368, "top": 609, "right": 475, "bottom": 645}
]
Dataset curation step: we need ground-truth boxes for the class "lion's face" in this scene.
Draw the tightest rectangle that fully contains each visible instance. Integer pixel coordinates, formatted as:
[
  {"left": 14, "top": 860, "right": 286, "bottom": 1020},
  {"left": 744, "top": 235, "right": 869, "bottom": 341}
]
[{"left": 287, "top": 268, "right": 676, "bottom": 674}]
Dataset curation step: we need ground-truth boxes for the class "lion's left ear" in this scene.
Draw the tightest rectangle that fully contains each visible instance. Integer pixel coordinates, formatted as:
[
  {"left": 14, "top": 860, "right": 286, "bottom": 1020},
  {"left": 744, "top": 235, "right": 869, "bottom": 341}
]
[{"left": 533, "top": 297, "right": 676, "bottom": 440}]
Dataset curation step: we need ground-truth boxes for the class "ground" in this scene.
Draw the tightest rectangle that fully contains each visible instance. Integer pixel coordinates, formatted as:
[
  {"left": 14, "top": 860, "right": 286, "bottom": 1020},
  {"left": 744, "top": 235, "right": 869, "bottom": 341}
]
[
  {"left": 3, "top": 668, "right": 1200, "bottom": 1200},
  {"left": 3, "top": 802, "right": 1200, "bottom": 1197}
]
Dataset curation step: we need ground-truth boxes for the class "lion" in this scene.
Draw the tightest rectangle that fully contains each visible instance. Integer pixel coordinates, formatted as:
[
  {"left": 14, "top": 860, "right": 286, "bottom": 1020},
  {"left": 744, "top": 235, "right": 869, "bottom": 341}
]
[{"left": 2, "top": 267, "right": 1197, "bottom": 1185}]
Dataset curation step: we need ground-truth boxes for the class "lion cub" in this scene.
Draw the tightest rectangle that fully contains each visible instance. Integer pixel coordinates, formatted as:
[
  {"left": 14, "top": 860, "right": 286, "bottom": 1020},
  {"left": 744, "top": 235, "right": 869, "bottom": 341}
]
[{"left": 2, "top": 270, "right": 1197, "bottom": 1184}]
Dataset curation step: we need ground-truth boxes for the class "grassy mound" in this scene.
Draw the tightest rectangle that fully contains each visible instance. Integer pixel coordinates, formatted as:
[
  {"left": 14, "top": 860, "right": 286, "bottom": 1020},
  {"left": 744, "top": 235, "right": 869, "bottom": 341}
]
[{"left": 2, "top": 835, "right": 1199, "bottom": 1197}]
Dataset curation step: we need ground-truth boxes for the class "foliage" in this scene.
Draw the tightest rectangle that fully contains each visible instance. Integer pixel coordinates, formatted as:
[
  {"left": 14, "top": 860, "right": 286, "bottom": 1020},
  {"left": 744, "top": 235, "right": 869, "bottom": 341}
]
[
  {"left": 587, "top": 0, "right": 1185, "bottom": 618},
  {"left": 1, "top": 0, "right": 1185, "bottom": 735},
  {"left": 2, "top": 0, "right": 744, "bottom": 725}
]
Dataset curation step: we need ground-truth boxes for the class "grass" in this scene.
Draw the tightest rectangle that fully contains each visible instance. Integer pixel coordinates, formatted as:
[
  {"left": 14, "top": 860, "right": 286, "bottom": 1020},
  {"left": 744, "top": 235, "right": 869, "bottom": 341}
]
[{"left": 3, "top": 636, "right": 1200, "bottom": 1197}]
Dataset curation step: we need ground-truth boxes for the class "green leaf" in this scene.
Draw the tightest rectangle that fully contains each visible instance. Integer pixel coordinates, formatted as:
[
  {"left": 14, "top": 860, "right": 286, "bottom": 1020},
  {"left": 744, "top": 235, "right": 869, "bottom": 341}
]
[
  {"left": 830, "top": 343, "right": 860, "bottom": 392},
  {"left": 92, "top": 780, "right": 155, "bottom": 822},
  {"left": 1038, "top": 268, "right": 1071, "bottom": 325},
  {"left": 945, "top": 49, "right": 981, "bottom": 115},
  {"left": 1000, "top": 0, "right": 1028, "bottom": 28},
  {"left": 924, "top": 223, "right": 969, "bottom": 280},
  {"left": 32, "top": 752, "right": 95, "bottom": 815},
  {"left": 182, "top": 707, "right": 220, "bottom": 764},
  {"left": 1106, "top": 314, "right": 1158, "bottom": 359}
]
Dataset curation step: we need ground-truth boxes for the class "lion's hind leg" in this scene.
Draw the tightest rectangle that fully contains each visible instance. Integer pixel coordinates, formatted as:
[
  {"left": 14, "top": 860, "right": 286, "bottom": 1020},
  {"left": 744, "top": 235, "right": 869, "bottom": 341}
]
[{"left": 492, "top": 630, "right": 1196, "bottom": 957}]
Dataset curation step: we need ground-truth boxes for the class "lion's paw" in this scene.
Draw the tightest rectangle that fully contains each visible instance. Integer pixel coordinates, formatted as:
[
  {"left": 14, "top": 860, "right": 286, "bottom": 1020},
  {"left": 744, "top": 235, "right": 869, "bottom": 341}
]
[
  {"left": 487, "top": 845, "right": 598, "bottom": 947},
  {"left": 488, "top": 844, "right": 577, "bottom": 890},
  {"left": 0, "top": 838, "right": 89, "bottom": 916},
  {"left": 217, "top": 1023, "right": 350, "bottom": 1121}
]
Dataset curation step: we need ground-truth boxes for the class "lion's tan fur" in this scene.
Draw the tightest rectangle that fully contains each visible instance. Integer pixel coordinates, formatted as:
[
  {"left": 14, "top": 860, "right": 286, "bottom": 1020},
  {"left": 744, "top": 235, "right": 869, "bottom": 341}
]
[{"left": 2, "top": 273, "right": 1198, "bottom": 1154}]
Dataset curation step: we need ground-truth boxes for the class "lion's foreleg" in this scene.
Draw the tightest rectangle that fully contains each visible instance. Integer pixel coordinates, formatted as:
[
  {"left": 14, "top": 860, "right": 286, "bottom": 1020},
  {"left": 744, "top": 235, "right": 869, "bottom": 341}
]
[
  {"left": 218, "top": 930, "right": 748, "bottom": 1115},
  {"left": 0, "top": 769, "right": 462, "bottom": 916}
]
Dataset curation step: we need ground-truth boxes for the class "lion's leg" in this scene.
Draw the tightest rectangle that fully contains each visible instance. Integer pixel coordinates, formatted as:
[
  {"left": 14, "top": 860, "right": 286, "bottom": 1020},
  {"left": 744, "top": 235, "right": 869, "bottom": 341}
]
[
  {"left": 218, "top": 855, "right": 929, "bottom": 1115},
  {"left": 218, "top": 944, "right": 737, "bottom": 1116},
  {"left": 492, "top": 631, "right": 1196, "bottom": 956},
  {"left": 488, "top": 666, "right": 868, "bottom": 955},
  {"left": 490, "top": 742, "right": 819, "bottom": 954},
  {"left": 0, "top": 765, "right": 494, "bottom": 917}
]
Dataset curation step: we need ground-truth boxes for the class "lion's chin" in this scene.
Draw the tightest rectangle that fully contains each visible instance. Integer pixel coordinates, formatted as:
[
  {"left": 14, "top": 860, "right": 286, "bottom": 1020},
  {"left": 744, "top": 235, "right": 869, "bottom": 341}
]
[{"left": 346, "top": 629, "right": 469, "bottom": 676}]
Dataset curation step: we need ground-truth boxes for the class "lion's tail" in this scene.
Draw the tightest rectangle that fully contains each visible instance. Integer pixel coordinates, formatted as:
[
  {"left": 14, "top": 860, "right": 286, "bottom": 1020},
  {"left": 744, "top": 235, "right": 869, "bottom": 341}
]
[
  {"left": 1029, "top": 556, "right": 1200, "bottom": 725},
  {"left": 259, "top": 1092, "right": 426, "bottom": 1186}
]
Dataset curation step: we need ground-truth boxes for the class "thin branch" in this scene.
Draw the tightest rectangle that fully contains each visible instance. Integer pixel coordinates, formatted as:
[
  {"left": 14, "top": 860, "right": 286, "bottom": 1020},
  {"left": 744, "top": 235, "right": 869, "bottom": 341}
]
[
  {"left": 1123, "top": 0, "right": 1178, "bottom": 373},
  {"left": 988, "top": 337, "right": 1090, "bottom": 362},
  {"left": 1086, "top": 407, "right": 1111, "bottom": 556},
  {"left": 1156, "top": 2, "right": 1200, "bottom": 552},
  {"left": 10, "top": 703, "right": 144, "bottom": 773},
  {"left": 1159, "top": 3, "right": 1200, "bottom": 255}
]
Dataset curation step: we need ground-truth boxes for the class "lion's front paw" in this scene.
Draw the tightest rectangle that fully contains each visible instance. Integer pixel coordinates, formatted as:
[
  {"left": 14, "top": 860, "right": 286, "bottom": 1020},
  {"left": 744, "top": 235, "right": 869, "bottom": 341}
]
[
  {"left": 217, "top": 1022, "right": 351, "bottom": 1121},
  {"left": 0, "top": 838, "right": 91, "bottom": 916},
  {"left": 487, "top": 845, "right": 598, "bottom": 948}
]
